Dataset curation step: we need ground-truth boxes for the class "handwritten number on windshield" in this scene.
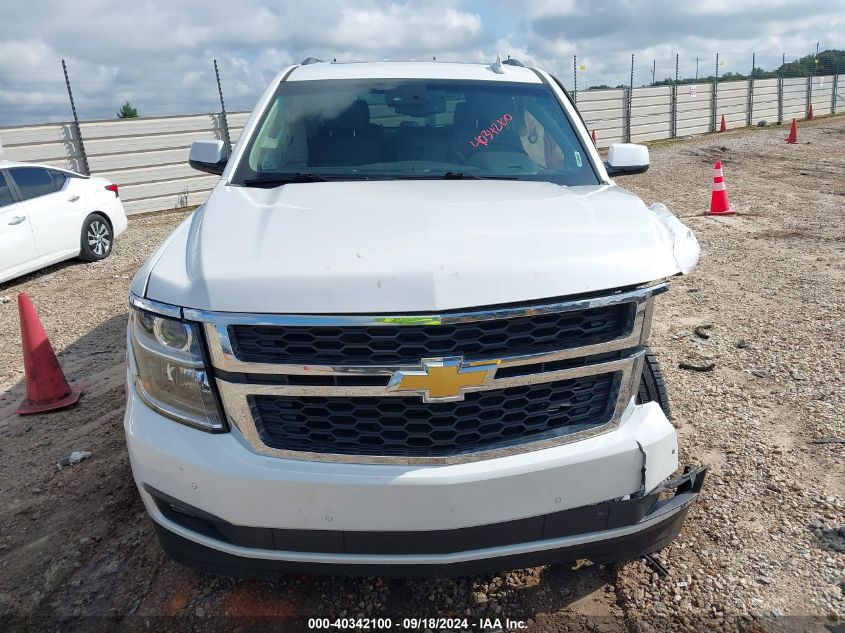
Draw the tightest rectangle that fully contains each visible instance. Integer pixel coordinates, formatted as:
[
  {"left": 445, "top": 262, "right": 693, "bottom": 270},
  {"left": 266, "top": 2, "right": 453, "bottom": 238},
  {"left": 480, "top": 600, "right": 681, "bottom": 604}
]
[{"left": 469, "top": 113, "right": 513, "bottom": 148}]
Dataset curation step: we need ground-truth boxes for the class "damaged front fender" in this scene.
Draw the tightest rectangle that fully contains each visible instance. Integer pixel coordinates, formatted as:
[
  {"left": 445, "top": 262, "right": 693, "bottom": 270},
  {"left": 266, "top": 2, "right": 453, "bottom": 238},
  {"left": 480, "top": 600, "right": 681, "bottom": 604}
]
[{"left": 649, "top": 202, "right": 700, "bottom": 275}]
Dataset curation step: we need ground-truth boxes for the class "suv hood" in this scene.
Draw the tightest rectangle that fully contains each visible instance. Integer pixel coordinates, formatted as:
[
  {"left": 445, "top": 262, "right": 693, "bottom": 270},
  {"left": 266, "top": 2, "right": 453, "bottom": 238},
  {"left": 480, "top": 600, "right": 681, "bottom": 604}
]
[{"left": 141, "top": 180, "right": 698, "bottom": 313}]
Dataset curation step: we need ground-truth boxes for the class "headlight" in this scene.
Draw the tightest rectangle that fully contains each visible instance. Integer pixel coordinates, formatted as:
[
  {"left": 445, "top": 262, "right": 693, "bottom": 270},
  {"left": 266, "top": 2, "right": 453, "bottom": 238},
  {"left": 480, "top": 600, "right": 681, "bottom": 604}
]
[{"left": 128, "top": 304, "right": 224, "bottom": 431}]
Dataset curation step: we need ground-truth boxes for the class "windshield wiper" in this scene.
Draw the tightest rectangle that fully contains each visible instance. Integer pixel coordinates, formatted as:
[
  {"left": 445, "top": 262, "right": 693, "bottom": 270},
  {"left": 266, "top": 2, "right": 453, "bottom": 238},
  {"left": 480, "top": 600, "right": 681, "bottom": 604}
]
[
  {"left": 242, "top": 173, "right": 329, "bottom": 187},
  {"left": 442, "top": 171, "right": 482, "bottom": 180},
  {"left": 440, "top": 172, "right": 518, "bottom": 180}
]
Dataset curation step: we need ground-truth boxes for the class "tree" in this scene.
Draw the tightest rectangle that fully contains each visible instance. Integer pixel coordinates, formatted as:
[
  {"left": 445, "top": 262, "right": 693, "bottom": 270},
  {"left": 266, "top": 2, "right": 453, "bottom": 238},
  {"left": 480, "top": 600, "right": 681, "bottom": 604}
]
[
  {"left": 650, "top": 49, "right": 844, "bottom": 86},
  {"left": 117, "top": 101, "right": 139, "bottom": 119},
  {"left": 778, "top": 50, "right": 845, "bottom": 77}
]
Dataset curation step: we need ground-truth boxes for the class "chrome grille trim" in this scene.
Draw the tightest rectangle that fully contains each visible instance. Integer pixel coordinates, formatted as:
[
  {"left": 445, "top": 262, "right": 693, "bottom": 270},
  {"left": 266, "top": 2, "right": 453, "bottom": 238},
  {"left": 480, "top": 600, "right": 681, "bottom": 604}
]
[
  {"left": 216, "top": 351, "right": 644, "bottom": 465},
  {"left": 187, "top": 284, "right": 664, "bottom": 376},
  {"left": 188, "top": 285, "right": 662, "bottom": 465}
]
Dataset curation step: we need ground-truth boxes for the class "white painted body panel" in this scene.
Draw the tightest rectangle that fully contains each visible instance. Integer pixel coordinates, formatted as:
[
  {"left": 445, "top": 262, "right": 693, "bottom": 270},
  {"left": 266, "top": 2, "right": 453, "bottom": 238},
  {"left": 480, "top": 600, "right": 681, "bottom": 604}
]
[
  {"left": 0, "top": 199, "right": 37, "bottom": 273},
  {"left": 143, "top": 180, "right": 693, "bottom": 313},
  {"left": 25, "top": 176, "right": 90, "bottom": 256},
  {"left": 287, "top": 61, "right": 542, "bottom": 84},
  {"left": 125, "top": 379, "right": 677, "bottom": 535},
  {"left": 0, "top": 162, "right": 128, "bottom": 284}
]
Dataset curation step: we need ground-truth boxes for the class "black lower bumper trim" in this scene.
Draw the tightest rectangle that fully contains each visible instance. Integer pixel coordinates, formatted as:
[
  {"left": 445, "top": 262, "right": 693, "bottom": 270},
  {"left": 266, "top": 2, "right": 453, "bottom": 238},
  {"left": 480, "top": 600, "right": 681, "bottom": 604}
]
[
  {"left": 153, "top": 501, "right": 692, "bottom": 578},
  {"left": 145, "top": 467, "right": 706, "bottom": 557},
  {"left": 148, "top": 466, "right": 706, "bottom": 578}
]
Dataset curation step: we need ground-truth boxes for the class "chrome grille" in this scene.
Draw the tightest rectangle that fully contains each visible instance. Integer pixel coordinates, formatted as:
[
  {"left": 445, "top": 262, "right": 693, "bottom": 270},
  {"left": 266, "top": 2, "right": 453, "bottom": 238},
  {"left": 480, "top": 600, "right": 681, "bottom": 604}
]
[
  {"left": 228, "top": 303, "right": 634, "bottom": 365},
  {"left": 250, "top": 373, "right": 620, "bottom": 458},
  {"left": 186, "top": 284, "right": 662, "bottom": 464}
]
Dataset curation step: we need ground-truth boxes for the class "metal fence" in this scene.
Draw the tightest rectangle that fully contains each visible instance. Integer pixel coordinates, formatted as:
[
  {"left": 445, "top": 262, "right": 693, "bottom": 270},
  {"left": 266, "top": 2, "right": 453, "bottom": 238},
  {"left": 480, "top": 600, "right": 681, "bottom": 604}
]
[
  {"left": 579, "top": 74, "right": 842, "bottom": 146},
  {"left": 0, "top": 112, "right": 250, "bottom": 214},
  {"left": 0, "top": 73, "right": 842, "bottom": 215}
]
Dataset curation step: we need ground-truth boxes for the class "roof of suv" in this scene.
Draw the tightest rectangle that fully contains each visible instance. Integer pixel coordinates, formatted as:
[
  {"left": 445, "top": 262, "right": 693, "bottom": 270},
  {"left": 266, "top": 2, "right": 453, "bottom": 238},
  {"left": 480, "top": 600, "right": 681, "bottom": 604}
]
[{"left": 286, "top": 60, "right": 543, "bottom": 84}]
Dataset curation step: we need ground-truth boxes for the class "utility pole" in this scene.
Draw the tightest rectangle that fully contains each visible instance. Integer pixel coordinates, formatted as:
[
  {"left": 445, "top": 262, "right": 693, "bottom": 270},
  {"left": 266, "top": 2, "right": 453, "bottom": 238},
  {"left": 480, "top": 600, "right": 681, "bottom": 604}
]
[
  {"left": 626, "top": 54, "right": 634, "bottom": 142},
  {"left": 695, "top": 57, "right": 699, "bottom": 80},
  {"left": 573, "top": 55, "right": 577, "bottom": 103},
  {"left": 712, "top": 53, "right": 720, "bottom": 133},
  {"left": 778, "top": 53, "right": 785, "bottom": 123},
  {"left": 651, "top": 59, "right": 656, "bottom": 85},
  {"left": 213, "top": 59, "right": 232, "bottom": 154},
  {"left": 748, "top": 52, "right": 755, "bottom": 126},
  {"left": 61, "top": 59, "right": 89, "bottom": 176},
  {"left": 671, "top": 53, "right": 679, "bottom": 138}
]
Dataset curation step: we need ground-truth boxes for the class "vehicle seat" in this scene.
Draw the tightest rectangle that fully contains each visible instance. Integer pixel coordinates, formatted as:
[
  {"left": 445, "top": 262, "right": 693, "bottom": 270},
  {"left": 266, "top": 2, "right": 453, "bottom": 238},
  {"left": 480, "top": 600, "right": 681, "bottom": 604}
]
[
  {"left": 308, "top": 100, "right": 381, "bottom": 167},
  {"left": 393, "top": 121, "right": 451, "bottom": 163},
  {"left": 450, "top": 98, "right": 524, "bottom": 162}
]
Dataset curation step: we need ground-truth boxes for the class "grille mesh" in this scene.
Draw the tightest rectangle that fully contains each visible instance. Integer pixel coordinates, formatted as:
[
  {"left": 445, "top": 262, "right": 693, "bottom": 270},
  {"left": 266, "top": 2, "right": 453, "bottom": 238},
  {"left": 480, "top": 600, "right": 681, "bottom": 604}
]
[
  {"left": 249, "top": 373, "right": 619, "bottom": 457},
  {"left": 229, "top": 303, "right": 634, "bottom": 366}
]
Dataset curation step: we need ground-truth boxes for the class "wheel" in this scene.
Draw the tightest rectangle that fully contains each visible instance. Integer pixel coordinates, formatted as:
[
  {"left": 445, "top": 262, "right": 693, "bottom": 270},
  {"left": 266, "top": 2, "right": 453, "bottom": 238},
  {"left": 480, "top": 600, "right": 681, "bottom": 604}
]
[
  {"left": 636, "top": 347, "right": 672, "bottom": 419},
  {"left": 79, "top": 214, "right": 113, "bottom": 261}
]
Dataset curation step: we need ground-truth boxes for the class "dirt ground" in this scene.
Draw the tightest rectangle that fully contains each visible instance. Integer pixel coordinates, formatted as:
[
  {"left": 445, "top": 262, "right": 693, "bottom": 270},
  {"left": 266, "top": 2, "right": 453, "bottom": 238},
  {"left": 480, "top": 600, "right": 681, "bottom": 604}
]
[{"left": 0, "top": 115, "right": 842, "bottom": 633}]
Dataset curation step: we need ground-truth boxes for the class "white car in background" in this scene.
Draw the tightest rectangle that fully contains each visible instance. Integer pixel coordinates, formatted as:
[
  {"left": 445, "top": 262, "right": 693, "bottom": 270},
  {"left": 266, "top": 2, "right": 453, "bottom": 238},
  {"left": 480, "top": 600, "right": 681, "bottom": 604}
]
[{"left": 0, "top": 161, "right": 128, "bottom": 284}]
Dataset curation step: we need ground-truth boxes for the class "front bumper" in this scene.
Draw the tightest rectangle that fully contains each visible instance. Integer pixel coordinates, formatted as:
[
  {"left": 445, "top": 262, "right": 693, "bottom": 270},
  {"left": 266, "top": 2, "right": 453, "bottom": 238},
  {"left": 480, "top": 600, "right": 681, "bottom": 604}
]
[
  {"left": 125, "top": 380, "right": 704, "bottom": 576},
  {"left": 149, "top": 467, "right": 705, "bottom": 577}
]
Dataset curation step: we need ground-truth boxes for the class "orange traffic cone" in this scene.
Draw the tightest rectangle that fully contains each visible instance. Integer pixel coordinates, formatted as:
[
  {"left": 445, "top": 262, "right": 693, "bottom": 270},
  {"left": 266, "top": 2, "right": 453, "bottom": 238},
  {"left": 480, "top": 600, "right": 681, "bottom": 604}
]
[
  {"left": 719, "top": 114, "right": 727, "bottom": 133},
  {"left": 708, "top": 161, "right": 736, "bottom": 216},
  {"left": 591, "top": 129, "right": 597, "bottom": 146},
  {"left": 16, "top": 294, "right": 82, "bottom": 415},
  {"left": 807, "top": 103, "right": 813, "bottom": 120},
  {"left": 786, "top": 118, "right": 798, "bottom": 144}
]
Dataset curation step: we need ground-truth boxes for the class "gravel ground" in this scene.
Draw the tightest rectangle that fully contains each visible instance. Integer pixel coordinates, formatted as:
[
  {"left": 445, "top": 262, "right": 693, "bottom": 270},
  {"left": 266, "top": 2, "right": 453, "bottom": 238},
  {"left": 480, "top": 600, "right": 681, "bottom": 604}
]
[{"left": 0, "top": 115, "right": 842, "bottom": 633}]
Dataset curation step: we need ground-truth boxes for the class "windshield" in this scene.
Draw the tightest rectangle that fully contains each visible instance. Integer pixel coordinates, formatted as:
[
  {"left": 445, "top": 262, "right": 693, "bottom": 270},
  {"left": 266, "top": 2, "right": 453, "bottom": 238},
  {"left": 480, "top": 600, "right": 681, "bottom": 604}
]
[{"left": 231, "top": 78, "right": 600, "bottom": 186}]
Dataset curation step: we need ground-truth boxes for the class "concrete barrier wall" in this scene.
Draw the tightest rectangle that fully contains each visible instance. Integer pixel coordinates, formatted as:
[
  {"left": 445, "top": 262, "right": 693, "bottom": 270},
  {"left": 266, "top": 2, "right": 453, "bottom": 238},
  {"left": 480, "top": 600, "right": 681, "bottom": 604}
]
[
  {"left": 839, "top": 76, "right": 845, "bottom": 113},
  {"left": 717, "top": 80, "right": 749, "bottom": 128},
  {"left": 782, "top": 77, "right": 809, "bottom": 120},
  {"left": 810, "top": 75, "right": 833, "bottom": 116},
  {"left": 0, "top": 111, "right": 250, "bottom": 214},
  {"left": 751, "top": 78, "right": 779, "bottom": 122},
  {"left": 577, "top": 89, "right": 626, "bottom": 146},
  {"left": 0, "top": 75, "right": 838, "bottom": 214},
  {"left": 676, "top": 82, "right": 714, "bottom": 137},
  {"left": 629, "top": 86, "right": 672, "bottom": 143}
]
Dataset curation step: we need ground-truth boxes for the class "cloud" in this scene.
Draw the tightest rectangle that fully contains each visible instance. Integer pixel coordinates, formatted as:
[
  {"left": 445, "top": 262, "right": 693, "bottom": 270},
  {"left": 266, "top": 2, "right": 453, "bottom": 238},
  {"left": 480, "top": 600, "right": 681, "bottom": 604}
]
[
  {"left": 520, "top": 0, "right": 844, "bottom": 85},
  {"left": 0, "top": 0, "right": 841, "bottom": 125},
  {"left": 318, "top": 5, "right": 483, "bottom": 53}
]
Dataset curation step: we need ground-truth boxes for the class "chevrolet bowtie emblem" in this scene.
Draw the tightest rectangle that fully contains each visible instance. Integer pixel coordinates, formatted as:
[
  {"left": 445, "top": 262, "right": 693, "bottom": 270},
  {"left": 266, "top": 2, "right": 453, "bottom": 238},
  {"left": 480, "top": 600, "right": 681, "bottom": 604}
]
[{"left": 387, "top": 357, "right": 499, "bottom": 402}]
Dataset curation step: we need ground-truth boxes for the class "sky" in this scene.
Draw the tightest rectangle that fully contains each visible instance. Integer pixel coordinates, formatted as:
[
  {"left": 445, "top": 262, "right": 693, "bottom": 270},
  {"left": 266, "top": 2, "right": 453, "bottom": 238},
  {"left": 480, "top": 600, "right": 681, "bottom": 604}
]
[{"left": 0, "top": 0, "right": 841, "bottom": 126}]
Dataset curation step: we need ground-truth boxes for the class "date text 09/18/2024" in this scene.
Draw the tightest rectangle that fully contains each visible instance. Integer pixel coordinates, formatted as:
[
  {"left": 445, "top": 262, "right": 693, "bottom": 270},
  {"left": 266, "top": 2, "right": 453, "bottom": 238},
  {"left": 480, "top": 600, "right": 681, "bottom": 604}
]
[{"left": 307, "top": 617, "right": 528, "bottom": 630}]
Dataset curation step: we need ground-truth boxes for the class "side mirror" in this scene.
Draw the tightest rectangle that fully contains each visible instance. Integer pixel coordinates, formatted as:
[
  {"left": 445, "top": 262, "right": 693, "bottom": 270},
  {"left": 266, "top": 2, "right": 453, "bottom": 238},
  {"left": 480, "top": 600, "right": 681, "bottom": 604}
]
[
  {"left": 604, "top": 143, "right": 649, "bottom": 176},
  {"left": 189, "top": 140, "right": 228, "bottom": 175}
]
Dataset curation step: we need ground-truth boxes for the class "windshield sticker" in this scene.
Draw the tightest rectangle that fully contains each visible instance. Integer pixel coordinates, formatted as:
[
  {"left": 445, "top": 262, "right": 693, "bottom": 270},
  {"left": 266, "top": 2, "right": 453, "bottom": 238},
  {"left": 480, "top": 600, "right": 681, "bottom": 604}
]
[
  {"left": 469, "top": 113, "right": 513, "bottom": 148},
  {"left": 574, "top": 151, "right": 582, "bottom": 167}
]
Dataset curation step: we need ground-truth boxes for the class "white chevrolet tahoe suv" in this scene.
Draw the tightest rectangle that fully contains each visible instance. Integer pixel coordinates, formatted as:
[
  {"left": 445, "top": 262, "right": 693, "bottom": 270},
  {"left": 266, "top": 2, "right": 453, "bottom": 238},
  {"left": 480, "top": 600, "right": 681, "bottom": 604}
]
[{"left": 125, "top": 59, "right": 706, "bottom": 577}]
